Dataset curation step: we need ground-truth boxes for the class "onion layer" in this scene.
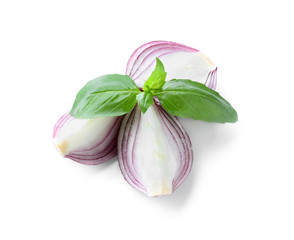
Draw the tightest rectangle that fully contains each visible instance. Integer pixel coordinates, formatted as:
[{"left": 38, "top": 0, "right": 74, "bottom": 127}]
[
  {"left": 53, "top": 113, "right": 122, "bottom": 165},
  {"left": 118, "top": 104, "right": 193, "bottom": 197},
  {"left": 126, "top": 40, "right": 217, "bottom": 90}
]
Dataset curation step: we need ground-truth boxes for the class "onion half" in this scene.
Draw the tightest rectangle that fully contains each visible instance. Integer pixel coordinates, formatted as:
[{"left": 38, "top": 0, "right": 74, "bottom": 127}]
[
  {"left": 118, "top": 104, "right": 193, "bottom": 197},
  {"left": 126, "top": 40, "right": 217, "bottom": 90},
  {"left": 53, "top": 113, "right": 122, "bottom": 165}
]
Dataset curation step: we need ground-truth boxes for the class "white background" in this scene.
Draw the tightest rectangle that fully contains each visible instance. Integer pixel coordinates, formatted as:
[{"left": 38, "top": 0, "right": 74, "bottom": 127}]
[{"left": 1, "top": 0, "right": 293, "bottom": 239}]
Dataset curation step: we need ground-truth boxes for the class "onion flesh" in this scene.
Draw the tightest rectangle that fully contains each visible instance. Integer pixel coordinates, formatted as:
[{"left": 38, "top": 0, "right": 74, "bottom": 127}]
[
  {"left": 126, "top": 40, "right": 217, "bottom": 90},
  {"left": 53, "top": 113, "right": 122, "bottom": 165},
  {"left": 118, "top": 104, "right": 193, "bottom": 197}
]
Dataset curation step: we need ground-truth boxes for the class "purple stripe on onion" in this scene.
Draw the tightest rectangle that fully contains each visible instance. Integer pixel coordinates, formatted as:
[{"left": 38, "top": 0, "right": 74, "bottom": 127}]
[
  {"left": 53, "top": 113, "right": 122, "bottom": 165},
  {"left": 118, "top": 103, "right": 193, "bottom": 197},
  {"left": 126, "top": 40, "right": 217, "bottom": 90}
]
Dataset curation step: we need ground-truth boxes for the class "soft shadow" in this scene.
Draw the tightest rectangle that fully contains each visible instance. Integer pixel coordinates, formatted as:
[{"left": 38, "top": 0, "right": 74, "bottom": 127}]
[
  {"left": 78, "top": 156, "right": 118, "bottom": 175},
  {"left": 180, "top": 119, "right": 237, "bottom": 160},
  {"left": 152, "top": 118, "right": 237, "bottom": 209}
]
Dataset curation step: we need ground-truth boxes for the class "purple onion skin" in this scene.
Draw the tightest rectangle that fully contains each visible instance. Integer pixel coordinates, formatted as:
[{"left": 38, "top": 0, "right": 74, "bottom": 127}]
[
  {"left": 53, "top": 113, "right": 123, "bottom": 165},
  {"left": 118, "top": 103, "right": 193, "bottom": 197},
  {"left": 126, "top": 40, "right": 217, "bottom": 90}
]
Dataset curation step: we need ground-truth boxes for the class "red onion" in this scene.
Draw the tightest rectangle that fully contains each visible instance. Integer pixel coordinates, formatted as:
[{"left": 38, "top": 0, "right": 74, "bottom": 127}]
[
  {"left": 53, "top": 40, "right": 218, "bottom": 192},
  {"left": 126, "top": 40, "right": 217, "bottom": 90},
  {"left": 117, "top": 41, "right": 217, "bottom": 196},
  {"left": 118, "top": 103, "right": 193, "bottom": 197},
  {"left": 53, "top": 113, "right": 122, "bottom": 165}
]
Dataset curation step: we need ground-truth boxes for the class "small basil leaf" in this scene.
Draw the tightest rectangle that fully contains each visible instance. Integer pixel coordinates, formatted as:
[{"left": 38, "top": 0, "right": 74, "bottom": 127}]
[
  {"left": 156, "top": 79, "right": 238, "bottom": 123},
  {"left": 136, "top": 92, "right": 154, "bottom": 113},
  {"left": 143, "top": 58, "right": 167, "bottom": 93},
  {"left": 70, "top": 74, "right": 140, "bottom": 118}
]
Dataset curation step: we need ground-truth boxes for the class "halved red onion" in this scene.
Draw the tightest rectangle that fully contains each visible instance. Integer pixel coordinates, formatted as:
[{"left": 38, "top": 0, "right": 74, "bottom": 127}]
[
  {"left": 126, "top": 40, "right": 217, "bottom": 90},
  {"left": 53, "top": 113, "right": 122, "bottom": 165},
  {"left": 118, "top": 103, "right": 193, "bottom": 197}
]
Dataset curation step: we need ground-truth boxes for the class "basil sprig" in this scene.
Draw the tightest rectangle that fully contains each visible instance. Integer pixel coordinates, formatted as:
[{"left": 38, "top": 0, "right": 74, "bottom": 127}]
[
  {"left": 142, "top": 58, "right": 167, "bottom": 93},
  {"left": 70, "top": 74, "right": 140, "bottom": 118},
  {"left": 136, "top": 92, "right": 154, "bottom": 114},
  {"left": 156, "top": 80, "right": 238, "bottom": 123},
  {"left": 70, "top": 58, "right": 238, "bottom": 123}
]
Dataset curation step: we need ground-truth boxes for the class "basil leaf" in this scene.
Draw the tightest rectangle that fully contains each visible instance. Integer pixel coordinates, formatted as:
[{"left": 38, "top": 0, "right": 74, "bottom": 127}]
[
  {"left": 136, "top": 92, "right": 154, "bottom": 113},
  {"left": 143, "top": 58, "right": 167, "bottom": 93},
  {"left": 70, "top": 74, "right": 140, "bottom": 118},
  {"left": 156, "top": 79, "right": 238, "bottom": 123}
]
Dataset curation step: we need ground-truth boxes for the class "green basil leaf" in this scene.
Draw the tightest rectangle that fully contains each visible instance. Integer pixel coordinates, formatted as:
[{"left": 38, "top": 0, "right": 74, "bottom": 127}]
[
  {"left": 143, "top": 58, "right": 167, "bottom": 93},
  {"left": 70, "top": 74, "right": 140, "bottom": 118},
  {"left": 136, "top": 92, "right": 154, "bottom": 113},
  {"left": 156, "top": 79, "right": 238, "bottom": 123}
]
